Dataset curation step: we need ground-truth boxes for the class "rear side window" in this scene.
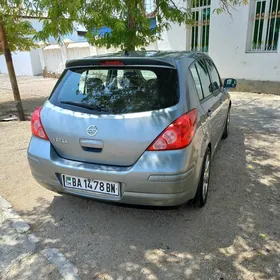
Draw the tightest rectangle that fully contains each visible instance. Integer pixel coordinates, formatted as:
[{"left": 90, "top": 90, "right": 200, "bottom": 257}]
[
  {"left": 205, "top": 59, "right": 222, "bottom": 93},
  {"left": 194, "top": 60, "right": 212, "bottom": 98},
  {"left": 50, "top": 67, "right": 179, "bottom": 114},
  {"left": 190, "top": 65, "right": 203, "bottom": 100}
]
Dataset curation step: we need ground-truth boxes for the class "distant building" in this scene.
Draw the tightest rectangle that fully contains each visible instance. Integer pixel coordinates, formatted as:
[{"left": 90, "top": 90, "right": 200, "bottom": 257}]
[{"left": 0, "top": 17, "right": 88, "bottom": 76}]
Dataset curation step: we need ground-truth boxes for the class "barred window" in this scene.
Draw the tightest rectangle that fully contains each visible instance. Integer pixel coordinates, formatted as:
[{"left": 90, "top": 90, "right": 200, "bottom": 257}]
[
  {"left": 248, "top": 0, "right": 280, "bottom": 52},
  {"left": 191, "top": 0, "right": 211, "bottom": 52}
]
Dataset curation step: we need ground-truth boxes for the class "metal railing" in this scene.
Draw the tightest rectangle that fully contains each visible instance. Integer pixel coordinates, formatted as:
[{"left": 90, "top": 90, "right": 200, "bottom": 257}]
[
  {"left": 248, "top": 0, "right": 280, "bottom": 52},
  {"left": 191, "top": 0, "right": 211, "bottom": 52}
]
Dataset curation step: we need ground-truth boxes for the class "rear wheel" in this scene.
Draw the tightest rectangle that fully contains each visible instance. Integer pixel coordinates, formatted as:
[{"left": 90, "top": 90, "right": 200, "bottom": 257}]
[
  {"left": 222, "top": 108, "right": 230, "bottom": 139},
  {"left": 194, "top": 148, "right": 211, "bottom": 208}
]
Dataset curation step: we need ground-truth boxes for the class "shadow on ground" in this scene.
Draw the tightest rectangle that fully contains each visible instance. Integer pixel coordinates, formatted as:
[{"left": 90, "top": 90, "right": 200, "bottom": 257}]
[
  {"left": 2, "top": 93, "right": 280, "bottom": 279},
  {"left": 18, "top": 124, "right": 280, "bottom": 279},
  {"left": 0, "top": 97, "right": 48, "bottom": 118},
  {"left": 0, "top": 218, "right": 60, "bottom": 280}
]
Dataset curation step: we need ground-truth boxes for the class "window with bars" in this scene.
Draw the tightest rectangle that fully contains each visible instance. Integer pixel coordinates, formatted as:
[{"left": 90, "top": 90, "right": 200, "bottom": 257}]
[
  {"left": 191, "top": 0, "right": 211, "bottom": 52},
  {"left": 248, "top": 0, "right": 280, "bottom": 52}
]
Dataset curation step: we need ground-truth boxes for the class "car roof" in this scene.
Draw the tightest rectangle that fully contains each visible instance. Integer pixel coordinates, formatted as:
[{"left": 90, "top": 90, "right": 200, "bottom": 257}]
[{"left": 65, "top": 51, "right": 210, "bottom": 69}]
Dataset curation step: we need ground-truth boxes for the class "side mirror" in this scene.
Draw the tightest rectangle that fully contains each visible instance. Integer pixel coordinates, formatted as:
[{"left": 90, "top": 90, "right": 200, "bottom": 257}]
[{"left": 223, "top": 78, "right": 237, "bottom": 89}]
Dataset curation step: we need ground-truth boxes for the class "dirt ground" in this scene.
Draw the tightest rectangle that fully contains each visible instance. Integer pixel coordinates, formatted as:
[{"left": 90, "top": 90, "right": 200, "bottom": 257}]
[
  {"left": 0, "top": 74, "right": 56, "bottom": 118},
  {"left": 0, "top": 74, "right": 280, "bottom": 280}
]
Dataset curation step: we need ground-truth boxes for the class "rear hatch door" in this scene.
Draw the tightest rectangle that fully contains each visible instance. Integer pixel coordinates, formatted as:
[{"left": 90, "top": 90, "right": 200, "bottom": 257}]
[{"left": 42, "top": 59, "right": 180, "bottom": 166}]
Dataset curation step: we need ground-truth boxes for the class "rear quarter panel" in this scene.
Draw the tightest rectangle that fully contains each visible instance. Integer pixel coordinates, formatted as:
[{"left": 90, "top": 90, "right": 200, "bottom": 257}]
[{"left": 177, "top": 58, "right": 210, "bottom": 185}]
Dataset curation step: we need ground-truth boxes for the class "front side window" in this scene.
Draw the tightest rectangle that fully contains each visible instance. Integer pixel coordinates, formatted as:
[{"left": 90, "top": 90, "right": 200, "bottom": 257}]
[
  {"left": 247, "top": 0, "right": 280, "bottom": 52},
  {"left": 205, "top": 59, "right": 222, "bottom": 93},
  {"left": 50, "top": 67, "right": 179, "bottom": 114},
  {"left": 194, "top": 60, "right": 212, "bottom": 98}
]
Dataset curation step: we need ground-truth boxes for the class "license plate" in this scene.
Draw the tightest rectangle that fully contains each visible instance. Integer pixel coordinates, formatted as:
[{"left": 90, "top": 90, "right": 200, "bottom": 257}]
[{"left": 62, "top": 174, "right": 120, "bottom": 196}]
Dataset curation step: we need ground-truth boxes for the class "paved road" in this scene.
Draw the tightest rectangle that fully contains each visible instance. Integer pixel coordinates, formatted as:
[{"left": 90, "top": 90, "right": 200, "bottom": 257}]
[{"left": 0, "top": 87, "right": 280, "bottom": 279}]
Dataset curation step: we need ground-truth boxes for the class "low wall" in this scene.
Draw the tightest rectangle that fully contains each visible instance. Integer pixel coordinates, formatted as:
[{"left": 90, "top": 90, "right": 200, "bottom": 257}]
[{"left": 236, "top": 80, "right": 280, "bottom": 95}]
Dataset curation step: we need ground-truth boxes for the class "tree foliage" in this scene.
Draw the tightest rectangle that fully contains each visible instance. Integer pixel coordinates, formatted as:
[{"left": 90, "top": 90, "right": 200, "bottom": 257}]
[
  {"left": 0, "top": 1, "right": 36, "bottom": 54},
  {"left": 1, "top": 0, "right": 248, "bottom": 52},
  {"left": 32, "top": 0, "right": 192, "bottom": 50},
  {"left": 33, "top": 0, "right": 247, "bottom": 51}
]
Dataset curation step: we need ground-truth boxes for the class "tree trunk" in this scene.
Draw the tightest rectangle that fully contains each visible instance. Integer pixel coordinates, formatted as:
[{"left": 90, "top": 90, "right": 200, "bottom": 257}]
[
  {"left": 126, "top": 0, "right": 137, "bottom": 51},
  {"left": 0, "top": 23, "right": 25, "bottom": 121}
]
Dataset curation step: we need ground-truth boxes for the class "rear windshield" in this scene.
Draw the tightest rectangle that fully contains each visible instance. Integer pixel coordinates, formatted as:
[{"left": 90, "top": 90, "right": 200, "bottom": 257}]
[{"left": 49, "top": 67, "right": 179, "bottom": 114}]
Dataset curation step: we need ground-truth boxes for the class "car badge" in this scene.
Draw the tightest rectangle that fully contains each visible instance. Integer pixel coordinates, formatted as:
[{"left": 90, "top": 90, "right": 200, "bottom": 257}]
[{"left": 86, "top": 125, "right": 98, "bottom": 136}]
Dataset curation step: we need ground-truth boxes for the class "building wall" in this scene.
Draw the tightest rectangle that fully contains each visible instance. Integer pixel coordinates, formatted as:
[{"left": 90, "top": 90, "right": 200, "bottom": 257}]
[
  {"left": 2, "top": 6, "right": 280, "bottom": 86},
  {"left": 66, "top": 46, "right": 91, "bottom": 60},
  {"left": 0, "top": 18, "right": 85, "bottom": 76},
  {"left": 208, "top": 1, "right": 280, "bottom": 82},
  {"left": 43, "top": 48, "right": 64, "bottom": 74},
  {"left": 159, "top": 23, "right": 187, "bottom": 51},
  {"left": 0, "top": 51, "right": 34, "bottom": 76},
  {"left": 161, "top": 0, "right": 280, "bottom": 84},
  {"left": 30, "top": 49, "right": 42, "bottom": 75}
]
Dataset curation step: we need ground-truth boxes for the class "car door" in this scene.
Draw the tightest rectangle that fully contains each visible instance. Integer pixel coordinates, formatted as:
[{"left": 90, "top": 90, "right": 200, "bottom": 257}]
[
  {"left": 205, "top": 58, "right": 229, "bottom": 138},
  {"left": 191, "top": 59, "right": 222, "bottom": 149}
]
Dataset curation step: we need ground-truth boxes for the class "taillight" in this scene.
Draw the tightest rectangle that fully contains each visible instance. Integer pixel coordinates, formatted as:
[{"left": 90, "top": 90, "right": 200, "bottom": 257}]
[
  {"left": 147, "top": 109, "right": 198, "bottom": 151},
  {"left": 31, "top": 107, "right": 49, "bottom": 140},
  {"left": 100, "top": 60, "right": 124, "bottom": 66}
]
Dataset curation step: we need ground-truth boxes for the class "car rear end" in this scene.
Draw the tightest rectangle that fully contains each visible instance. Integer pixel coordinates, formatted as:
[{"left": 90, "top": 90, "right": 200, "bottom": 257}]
[{"left": 27, "top": 56, "right": 202, "bottom": 206}]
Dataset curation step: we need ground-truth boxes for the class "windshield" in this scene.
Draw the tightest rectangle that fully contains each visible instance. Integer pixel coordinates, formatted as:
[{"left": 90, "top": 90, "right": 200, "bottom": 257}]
[{"left": 49, "top": 67, "right": 179, "bottom": 114}]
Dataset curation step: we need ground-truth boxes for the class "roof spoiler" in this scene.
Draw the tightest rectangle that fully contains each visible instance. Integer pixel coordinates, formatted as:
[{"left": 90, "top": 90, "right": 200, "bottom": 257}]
[{"left": 65, "top": 57, "right": 176, "bottom": 69}]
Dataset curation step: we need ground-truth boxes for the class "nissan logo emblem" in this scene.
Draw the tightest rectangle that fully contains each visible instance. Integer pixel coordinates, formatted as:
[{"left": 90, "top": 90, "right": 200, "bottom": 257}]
[{"left": 86, "top": 125, "right": 98, "bottom": 136}]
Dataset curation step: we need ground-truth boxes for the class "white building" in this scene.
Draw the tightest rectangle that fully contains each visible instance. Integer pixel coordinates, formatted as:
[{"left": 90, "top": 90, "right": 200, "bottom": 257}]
[
  {"left": 158, "top": 0, "right": 280, "bottom": 93},
  {"left": 0, "top": 18, "right": 88, "bottom": 76},
  {"left": 1, "top": 0, "right": 280, "bottom": 93}
]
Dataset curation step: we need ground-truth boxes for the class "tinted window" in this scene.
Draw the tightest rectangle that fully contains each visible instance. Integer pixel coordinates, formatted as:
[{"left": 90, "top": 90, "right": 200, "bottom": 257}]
[
  {"left": 50, "top": 67, "right": 179, "bottom": 114},
  {"left": 190, "top": 64, "right": 203, "bottom": 100},
  {"left": 205, "top": 59, "right": 221, "bottom": 93},
  {"left": 195, "top": 60, "right": 212, "bottom": 98}
]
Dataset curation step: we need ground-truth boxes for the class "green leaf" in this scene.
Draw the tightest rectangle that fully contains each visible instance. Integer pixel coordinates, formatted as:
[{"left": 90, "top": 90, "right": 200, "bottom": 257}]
[{"left": 259, "top": 233, "right": 268, "bottom": 239}]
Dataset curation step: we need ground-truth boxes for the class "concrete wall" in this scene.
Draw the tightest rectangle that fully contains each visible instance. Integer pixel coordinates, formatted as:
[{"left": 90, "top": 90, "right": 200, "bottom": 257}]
[
  {"left": 0, "top": 17, "right": 43, "bottom": 76},
  {"left": 208, "top": 1, "right": 280, "bottom": 82},
  {"left": 0, "top": 52, "right": 34, "bottom": 76},
  {"left": 30, "top": 49, "right": 42, "bottom": 75},
  {"left": 155, "top": 0, "right": 280, "bottom": 93},
  {"left": 159, "top": 23, "right": 187, "bottom": 51},
  {"left": 43, "top": 47, "right": 64, "bottom": 74},
  {"left": 159, "top": 0, "right": 280, "bottom": 83},
  {"left": 0, "top": 55, "right": 7, "bottom": 74},
  {"left": 66, "top": 45, "right": 91, "bottom": 60},
  {"left": 3, "top": 4, "right": 280, "bottom": 87},
  {"left": 41, "top": 43, "right": 121, "bottom": 75}
]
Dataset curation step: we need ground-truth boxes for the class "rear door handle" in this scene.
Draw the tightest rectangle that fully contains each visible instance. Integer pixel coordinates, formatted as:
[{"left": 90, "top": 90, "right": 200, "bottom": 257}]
[
  {"left": 207, "top": 109, "right": 212, "bottom": 117},
  {"left": 80, "top": 139, "right": 104, "bottom": 149}
]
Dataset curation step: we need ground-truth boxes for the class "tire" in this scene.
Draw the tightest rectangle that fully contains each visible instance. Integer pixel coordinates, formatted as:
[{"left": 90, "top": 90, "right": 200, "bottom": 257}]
[
  {"left": 194, "top": 148, "right": 211, "bottom": 208},
  {"left": 222, "top": 108, "right": 230, "bottom": 139}
]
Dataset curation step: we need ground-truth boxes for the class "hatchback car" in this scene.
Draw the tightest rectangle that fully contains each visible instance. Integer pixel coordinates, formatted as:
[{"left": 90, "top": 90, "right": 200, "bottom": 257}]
[{"left": 27, "top": 51, "right": 236, "bottom": 207}]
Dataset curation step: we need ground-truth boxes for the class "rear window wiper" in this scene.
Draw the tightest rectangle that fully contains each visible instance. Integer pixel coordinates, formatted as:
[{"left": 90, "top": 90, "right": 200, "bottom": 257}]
[{"left": 60, "top": 100, "right": 106, "bottom": 112}]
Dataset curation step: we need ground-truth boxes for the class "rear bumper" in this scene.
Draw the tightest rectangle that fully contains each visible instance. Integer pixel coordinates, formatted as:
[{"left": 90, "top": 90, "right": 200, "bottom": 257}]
[{"left": 27, "top": 136, "right": 201, "bottom": 206}]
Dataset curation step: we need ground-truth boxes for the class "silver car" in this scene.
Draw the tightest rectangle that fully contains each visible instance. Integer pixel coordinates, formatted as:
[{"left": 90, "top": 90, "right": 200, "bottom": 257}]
[{"left": 27, "top": 51, "right": 236, "bottom": 207}]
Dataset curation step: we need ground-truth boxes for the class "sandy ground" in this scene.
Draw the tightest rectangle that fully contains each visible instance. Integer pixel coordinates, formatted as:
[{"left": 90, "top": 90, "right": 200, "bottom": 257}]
[
  {"left": 0, "top": 74, "right": 280, "bottom": 279},
  {"left": 0, "top": 74, "right": 57, "bottom": 118}
]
